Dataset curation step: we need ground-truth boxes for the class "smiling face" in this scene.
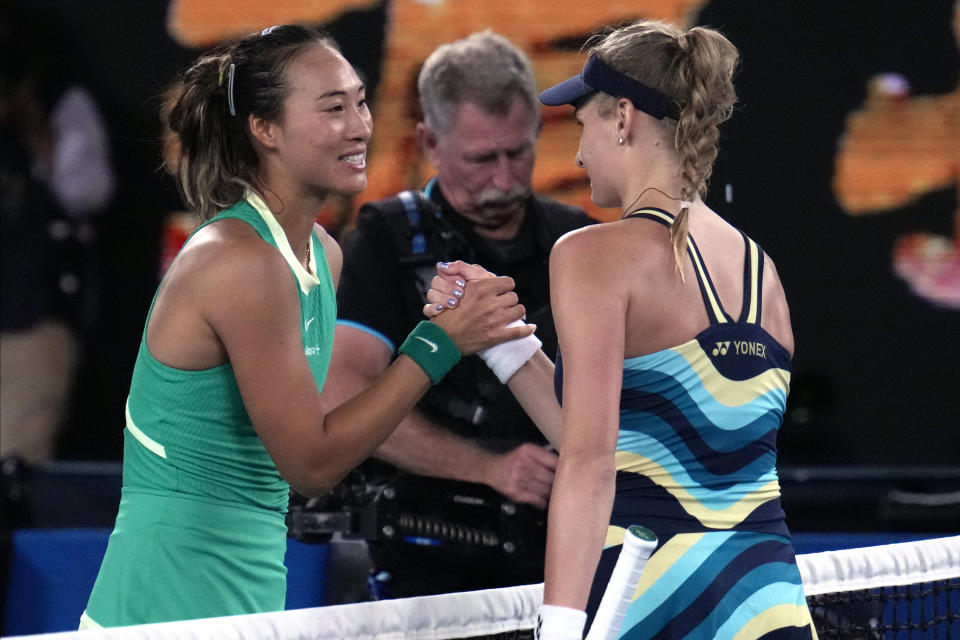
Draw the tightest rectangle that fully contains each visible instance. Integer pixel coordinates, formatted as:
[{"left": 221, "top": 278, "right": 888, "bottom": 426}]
[
  {"left": 422, "top": 96, "right": 537, "bottom": 236},
  {"left": 268, "top": 43, "right": 373, "bottom": 199},
  {"left": 574, "top": 97, "right": 622, "bottom": 209}
]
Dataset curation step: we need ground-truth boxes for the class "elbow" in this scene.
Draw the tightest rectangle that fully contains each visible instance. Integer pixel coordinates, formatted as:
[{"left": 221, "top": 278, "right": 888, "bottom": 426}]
[
  {"left": 285, "top": 460, "right": 356, "bottom": 499},
  {"left": 288, "top": 480, "right": 331, "bottom": 500},
  {"left": 286, "top": 470, "right": 339, "bottom": 499}
]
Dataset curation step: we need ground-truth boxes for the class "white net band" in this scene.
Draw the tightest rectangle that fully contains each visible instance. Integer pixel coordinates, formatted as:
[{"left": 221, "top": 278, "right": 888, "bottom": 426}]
[
  {"left": 8, "top": 536, "right": 960, "bottom": 640},
  {"left": 797, "top": 534, "right": 960, "bottom": 595},
  {"left": 11, "top": 584, "right": 542, "bottom": 640}
]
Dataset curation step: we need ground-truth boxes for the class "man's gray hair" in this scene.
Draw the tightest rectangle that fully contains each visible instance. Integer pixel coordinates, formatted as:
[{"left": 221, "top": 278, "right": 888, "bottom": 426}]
[{"left": 418, "top": 30, "right": 539, "bottom": 136}]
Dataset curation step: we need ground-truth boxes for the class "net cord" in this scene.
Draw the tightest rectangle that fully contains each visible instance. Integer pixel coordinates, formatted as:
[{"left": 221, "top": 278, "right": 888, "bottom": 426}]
[
  {"left": 797, "top": 535, "right": 960, "bottom": 595},
  {"left": 9, "top": 584, "right": 543, "bottom": 640},
  {"left": 7, "top": 536, "right": 959, "bottom": 640}
]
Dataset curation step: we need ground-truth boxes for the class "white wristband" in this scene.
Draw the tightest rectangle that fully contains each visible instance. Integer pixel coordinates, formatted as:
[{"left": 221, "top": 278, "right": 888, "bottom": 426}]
[
  {"left": 477, "top": 319, "right": 542, "bottom": 384},
  {"left": 535, "top": 604, "right": 587, "bottom": 640}
]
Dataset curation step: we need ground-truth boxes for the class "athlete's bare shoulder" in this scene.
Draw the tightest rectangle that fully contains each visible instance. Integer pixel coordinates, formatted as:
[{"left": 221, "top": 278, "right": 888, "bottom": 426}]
[{"left": 166, "top": 217, "right": 290, "bottom": 305}]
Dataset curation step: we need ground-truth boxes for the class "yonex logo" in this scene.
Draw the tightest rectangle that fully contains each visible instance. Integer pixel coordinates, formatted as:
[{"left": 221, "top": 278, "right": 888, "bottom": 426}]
[
  {"left": 711, "top": 340, "right": 768, "bottom": 359},
  {"left": 712, "top": 341, "right": 730, "bottom": 356},
  {"left": 415, "top": 336, "right": 439, "bottom": 353}
]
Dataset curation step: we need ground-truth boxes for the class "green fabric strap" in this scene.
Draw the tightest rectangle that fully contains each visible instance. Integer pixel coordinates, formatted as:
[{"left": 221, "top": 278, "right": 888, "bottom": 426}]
[{"left": 398, "top": 321, "right": 461, "bottom": 385}]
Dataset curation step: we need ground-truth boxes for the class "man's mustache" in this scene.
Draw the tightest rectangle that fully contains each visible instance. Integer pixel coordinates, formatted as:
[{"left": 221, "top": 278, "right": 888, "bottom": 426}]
[{"left": 476, "top": 186, "right": 529, "bottom": 209}]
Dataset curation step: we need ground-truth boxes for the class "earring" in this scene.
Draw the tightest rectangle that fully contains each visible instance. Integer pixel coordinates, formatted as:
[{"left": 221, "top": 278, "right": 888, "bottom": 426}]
[{"left": 618, "top": 136, "right": 624, "bottom": 145}]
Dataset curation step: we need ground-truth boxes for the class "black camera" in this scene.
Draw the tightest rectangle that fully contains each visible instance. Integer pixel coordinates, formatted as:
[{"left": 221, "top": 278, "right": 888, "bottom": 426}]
[{"left": 287, "top": 468, "right": 546, "bottom": 562}]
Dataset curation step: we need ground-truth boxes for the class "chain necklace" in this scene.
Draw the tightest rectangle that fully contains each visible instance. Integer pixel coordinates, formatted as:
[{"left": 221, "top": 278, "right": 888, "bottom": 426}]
[
  {"left": 304, "top": 240, "right": 311, "bottom": 272},
  {"left": 621, "top": 186, "right": 682, "bottom": 218}
]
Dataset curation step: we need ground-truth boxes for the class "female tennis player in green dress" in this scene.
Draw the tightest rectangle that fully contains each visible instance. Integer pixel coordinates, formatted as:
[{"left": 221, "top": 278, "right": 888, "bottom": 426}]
[
  {"left": 428, "top": 19, "right": 817, "bottom": 640},
  {"left": 80, "top": 24, "right": 533, "bottom": 629}
]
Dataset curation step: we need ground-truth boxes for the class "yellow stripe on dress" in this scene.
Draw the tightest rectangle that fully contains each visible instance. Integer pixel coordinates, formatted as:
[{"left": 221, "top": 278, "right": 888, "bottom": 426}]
[
  {"left": 747, "top": 238, "right": 760, "bottom": 324},
  {"left": 730, "top": 604, "right": 818, "bottom": 640},
  {"left": 635, "top": 208, "right": 727, "bottom": 324},
  {"left": 672, "top": 341, "right": 791, "bottom": 407},
  {"left": 125, "top": 399, "right": 167, "bottom": 459},
  {"left": 632, "top": 533, "right": 705, "bottom": 601},
  {"left": 686, "top": 235, "right": 728, "bottom": 324},
  {"left": 604, "top": 525, "right": 627, "bottom": 549},
  {"left": 614, "top": 451, "right": 781, "bottom": 529}
]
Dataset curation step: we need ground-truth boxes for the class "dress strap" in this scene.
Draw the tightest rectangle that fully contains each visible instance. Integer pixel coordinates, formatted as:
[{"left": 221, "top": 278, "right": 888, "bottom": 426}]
[
  {"left": 737, "top": 232, "right": 764, "bottom": 324},
  {"left": 623, "top": 208, "right": 731, "bottom": 325}
]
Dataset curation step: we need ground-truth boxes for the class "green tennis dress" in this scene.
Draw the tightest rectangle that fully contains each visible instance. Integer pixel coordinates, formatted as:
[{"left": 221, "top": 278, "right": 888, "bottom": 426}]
[{"left": 81, "top": 193, "right": 335, "bottom": 628}]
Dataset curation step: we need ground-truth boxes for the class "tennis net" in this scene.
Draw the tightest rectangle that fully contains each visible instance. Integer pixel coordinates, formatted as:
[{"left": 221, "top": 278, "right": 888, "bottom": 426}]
[
  {"left": 7, "top": 536, "right": 958, "bottom": 640},
  {"left": 799, "top": 536, "right": 959, "bottom": 638}
]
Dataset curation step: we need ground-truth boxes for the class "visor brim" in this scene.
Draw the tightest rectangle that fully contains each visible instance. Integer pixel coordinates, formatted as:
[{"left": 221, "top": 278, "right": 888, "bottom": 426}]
[{"left": 539, "top": 74, "right": 595, "bottom": 106}]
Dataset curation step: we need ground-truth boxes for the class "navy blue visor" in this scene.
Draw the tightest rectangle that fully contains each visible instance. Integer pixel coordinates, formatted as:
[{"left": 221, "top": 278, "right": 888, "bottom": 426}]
[{"left": 539, "top": 54, "right": 681, "bottom": 120}]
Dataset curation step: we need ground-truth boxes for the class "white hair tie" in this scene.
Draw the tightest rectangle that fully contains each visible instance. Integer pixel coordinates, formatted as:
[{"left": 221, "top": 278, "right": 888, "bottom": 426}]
[{"left": 680, "top": 200, "right": 694, "bottom": 209}]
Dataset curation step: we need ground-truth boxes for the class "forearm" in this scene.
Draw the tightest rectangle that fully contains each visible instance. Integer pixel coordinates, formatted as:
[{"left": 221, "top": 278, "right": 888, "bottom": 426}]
[
  {"left": 506, "top": 350, "right": 562, "bottom": 448},
  {"left": 374, "top": 411, "right": 497, "bottom": 484},
  {"left": 295, "top": 355, "right": 432, "bottom": 495},
  {"left": 543, "top": 451, "right": 616, "bottom": 611},
  {"left": 326, "top": 351, "right": 506, "bottom": 488},
  {"left": 321, "top": 325, "right": 491, "bottom": 486},
  {"left": 271, "top": 275, "right": 532, "bottom": 496}
]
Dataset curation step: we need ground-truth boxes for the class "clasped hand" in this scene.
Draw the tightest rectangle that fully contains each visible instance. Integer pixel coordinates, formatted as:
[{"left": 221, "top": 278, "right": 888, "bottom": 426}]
[{"left": 425, "top": 261, "right": 535, "bottom": 355}]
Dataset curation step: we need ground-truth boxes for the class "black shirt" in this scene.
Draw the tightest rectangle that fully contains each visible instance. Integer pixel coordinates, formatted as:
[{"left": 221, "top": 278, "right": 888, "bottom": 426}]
[{"left": 337, "top": 180, "right": 594, "bottom": 446}]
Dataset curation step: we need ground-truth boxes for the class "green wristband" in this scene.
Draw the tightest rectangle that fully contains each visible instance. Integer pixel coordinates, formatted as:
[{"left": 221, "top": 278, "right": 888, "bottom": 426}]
[{"left": 398, "top": 321, "right": 461, "bottom": 385}]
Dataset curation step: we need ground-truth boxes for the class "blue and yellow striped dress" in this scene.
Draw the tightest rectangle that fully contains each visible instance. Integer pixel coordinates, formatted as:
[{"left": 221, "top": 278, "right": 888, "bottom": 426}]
[{"left": 562, "top": 209, "right": 816, "bottom": 640}]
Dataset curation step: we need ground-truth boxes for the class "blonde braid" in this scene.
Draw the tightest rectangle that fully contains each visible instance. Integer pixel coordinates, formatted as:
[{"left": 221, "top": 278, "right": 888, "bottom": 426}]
[
  {"left": 669, "top": 27, "right": 738, "bottom": 273},
  {"left": 588, "top": 21, "right": 738, "bottom": 275}
]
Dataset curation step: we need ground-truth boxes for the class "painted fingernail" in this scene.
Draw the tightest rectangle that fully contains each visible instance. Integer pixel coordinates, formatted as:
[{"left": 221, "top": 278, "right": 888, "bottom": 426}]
[
  {"left": 447, "top": 297, "right": 457, "bottom": 306},
  {"left": 434, "top": 304, "right": 445, "bottom": 312},
  {"left": 452, "top": 288, "right": 464, "bottom": 298},
  {"left": 455, "top": 279, "right": 466, "bottom": 287},
  {"left": 438, "top": 261, "right": 450, "bottom": 269}
]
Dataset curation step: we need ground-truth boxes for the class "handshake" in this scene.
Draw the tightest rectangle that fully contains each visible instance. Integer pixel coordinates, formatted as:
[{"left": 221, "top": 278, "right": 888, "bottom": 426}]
[{"left": 424, "top": 260, "right": 542, "bottom": 384}]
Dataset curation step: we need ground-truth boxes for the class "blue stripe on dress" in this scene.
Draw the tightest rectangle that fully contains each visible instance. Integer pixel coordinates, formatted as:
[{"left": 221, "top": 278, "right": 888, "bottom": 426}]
[{"left": 620, "top": 536, "right": 803, "bottom": 640}]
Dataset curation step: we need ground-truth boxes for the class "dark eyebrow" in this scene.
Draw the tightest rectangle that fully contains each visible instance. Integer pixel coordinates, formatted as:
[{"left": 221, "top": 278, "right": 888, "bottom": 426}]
[{"left": 315, "top": 84, "right": 366, "bottom": 102}]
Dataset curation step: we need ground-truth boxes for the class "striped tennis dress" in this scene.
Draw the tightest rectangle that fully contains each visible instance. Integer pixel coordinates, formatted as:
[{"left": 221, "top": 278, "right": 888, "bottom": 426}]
[
  {"left": 577, "top": 209, "right": 817, "bottom": 639},
  {"left": 81, "top": 194, "right": 336, "bottom": 627}
]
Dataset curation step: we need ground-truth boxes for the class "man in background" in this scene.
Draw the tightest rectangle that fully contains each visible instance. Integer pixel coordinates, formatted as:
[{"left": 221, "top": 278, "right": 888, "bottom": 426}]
[{"left": 323, "top": 30, "right": 593, "bottom": 599}]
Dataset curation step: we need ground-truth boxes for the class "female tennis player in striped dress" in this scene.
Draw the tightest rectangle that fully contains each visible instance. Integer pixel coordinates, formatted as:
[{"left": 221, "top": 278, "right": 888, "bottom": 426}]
[{"left": 428, "top": 18, "right": 817, "bottom": 640}]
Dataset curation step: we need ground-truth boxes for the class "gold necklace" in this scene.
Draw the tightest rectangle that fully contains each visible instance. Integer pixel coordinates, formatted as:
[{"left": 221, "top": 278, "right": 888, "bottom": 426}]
[{"left": 304, "top": 240, "right": 311, "bottom": 271}]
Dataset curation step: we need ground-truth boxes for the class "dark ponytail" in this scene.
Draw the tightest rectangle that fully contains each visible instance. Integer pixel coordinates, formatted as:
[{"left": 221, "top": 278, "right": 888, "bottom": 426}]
[{"left": 162, "top": 24, "right": 338, "bottom": 220}]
